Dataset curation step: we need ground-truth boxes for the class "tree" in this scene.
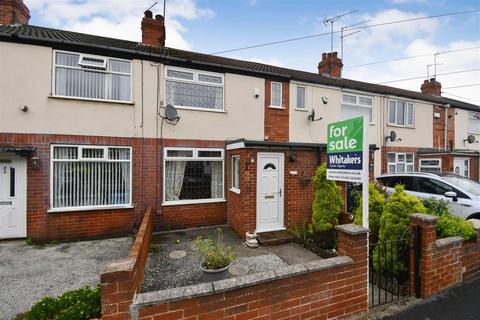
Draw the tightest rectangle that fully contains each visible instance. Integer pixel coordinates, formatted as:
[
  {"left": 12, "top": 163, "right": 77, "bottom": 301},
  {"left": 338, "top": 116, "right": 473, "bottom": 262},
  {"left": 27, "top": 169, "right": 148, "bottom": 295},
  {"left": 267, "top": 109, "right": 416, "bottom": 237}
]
[{"left": 309, "top": 163, "right": 343, "bottom": 235}]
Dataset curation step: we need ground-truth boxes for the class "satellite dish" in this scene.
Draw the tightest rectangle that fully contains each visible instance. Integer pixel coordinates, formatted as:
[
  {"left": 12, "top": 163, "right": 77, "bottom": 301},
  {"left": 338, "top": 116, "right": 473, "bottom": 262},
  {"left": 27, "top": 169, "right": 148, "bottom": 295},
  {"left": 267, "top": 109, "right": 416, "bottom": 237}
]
[
  {"left": 386, "top": 131, "right": 397, "bottom": 142},
  {"left": 308, "top": 109, "right": 322, "bottom": 122},
  {"left": 164, "top": 104, "right": 180, "bottom": 122},
  {"left": 465, "top": 135, "right": 476, "bottom": 144}
]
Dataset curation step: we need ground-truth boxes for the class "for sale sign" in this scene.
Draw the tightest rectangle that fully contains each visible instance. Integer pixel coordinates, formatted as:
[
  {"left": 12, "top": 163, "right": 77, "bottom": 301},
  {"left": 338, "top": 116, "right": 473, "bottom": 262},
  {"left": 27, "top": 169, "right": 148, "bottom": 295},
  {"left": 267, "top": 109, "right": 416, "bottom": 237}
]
[{"left": 327, "top": 116, "right": 366, "bottom": 182}]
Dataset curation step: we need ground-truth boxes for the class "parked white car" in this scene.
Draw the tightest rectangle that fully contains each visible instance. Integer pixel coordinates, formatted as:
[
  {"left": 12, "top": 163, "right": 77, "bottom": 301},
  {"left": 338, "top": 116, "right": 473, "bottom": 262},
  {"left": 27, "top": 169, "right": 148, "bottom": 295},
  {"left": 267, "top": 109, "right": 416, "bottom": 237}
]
[{"left": 376, "top": 172, "right": 480, "bottom": 220}]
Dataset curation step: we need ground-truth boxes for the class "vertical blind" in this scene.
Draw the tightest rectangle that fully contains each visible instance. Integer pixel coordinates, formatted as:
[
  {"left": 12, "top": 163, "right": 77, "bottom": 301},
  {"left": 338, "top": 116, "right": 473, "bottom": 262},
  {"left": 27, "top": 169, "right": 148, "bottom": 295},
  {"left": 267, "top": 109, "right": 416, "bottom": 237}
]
[
  {"left": 52, "top": 145, "right": 132, "bottom": 209},
  {"left": 54, "top": 51, "right": 132, "bottom": 102}
]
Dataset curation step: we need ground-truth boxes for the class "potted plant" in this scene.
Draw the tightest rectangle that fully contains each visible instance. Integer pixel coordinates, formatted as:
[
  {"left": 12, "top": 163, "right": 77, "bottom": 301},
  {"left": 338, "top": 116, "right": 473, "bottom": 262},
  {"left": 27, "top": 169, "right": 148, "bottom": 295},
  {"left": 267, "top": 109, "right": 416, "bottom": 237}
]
[{"left": 194, "top": 228, "right": 237, "bottom": 281}]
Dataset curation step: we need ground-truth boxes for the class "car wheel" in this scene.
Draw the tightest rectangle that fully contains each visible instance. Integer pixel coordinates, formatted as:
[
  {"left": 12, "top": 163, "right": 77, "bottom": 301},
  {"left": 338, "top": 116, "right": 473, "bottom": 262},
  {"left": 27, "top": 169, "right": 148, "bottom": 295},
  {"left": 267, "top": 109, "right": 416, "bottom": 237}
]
[{"left": 467, "top": 213, "right": 480, "bottom": 220}]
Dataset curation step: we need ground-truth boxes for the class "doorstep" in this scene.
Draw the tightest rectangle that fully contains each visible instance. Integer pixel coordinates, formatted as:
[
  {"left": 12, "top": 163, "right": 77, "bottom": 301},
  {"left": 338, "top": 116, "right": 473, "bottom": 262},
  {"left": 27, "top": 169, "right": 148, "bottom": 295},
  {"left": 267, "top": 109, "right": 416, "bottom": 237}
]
[{"left": 256, "top": 230, "right": 293, "bottom": 246}]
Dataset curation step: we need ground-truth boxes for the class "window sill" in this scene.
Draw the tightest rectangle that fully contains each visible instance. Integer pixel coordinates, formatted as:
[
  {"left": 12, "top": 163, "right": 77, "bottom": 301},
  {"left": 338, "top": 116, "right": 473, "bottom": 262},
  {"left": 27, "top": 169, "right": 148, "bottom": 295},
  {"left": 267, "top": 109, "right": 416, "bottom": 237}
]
[
  {"left": 170, "top": 106, "right": 226, "bottom": 113},
  {"left": 162, "top": 199, "right": 226, "bottom": 206},
  {"left": 269, "top": 105, "right": 285, "bottom": 110},
  {"left": 295, "top": 108, "right": 308, "bottom": 112},
  {"left": 387, "top": 123, "right": 415, "bottom": 129},
  {"left": 48, "top": 204, "right": 134, "bottom": 213},
  {"left": 229, "top": 187, "right": 241, "bottom": 194},
  {"left": 49, "top": 95, "right": 134, "bottom": 105}
]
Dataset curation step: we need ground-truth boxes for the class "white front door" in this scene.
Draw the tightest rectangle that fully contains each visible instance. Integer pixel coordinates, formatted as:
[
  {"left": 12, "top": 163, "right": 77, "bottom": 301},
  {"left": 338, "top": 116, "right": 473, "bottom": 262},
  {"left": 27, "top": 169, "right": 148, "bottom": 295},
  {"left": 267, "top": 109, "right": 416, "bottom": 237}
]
[
  {"left": 0, "top": 157, "right": 27, "bottom": 239},
  {"left": 454, "top": 158, "right": 470, "bottom": 178},
  {"left": 256, "top": 153, "right": 284, "bottom": 232}
]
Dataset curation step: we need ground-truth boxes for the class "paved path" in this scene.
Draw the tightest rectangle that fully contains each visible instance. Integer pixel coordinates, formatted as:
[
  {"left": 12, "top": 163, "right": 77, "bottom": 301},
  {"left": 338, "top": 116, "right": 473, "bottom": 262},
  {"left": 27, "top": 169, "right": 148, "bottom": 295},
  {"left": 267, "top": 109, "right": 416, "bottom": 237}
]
[
  {"left": 0, "top": 237, "right": 131, "bottom": 320},
  {"left": 382, "top": 277, "right": 480, "bottom": 320}
]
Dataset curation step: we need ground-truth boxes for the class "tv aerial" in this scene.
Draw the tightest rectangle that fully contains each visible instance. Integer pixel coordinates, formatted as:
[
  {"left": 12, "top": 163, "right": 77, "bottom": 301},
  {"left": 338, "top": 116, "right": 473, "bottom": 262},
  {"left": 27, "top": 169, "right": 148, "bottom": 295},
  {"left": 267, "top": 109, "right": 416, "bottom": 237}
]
[
  {"left": 464, "top": 135, "right": 476, "bottom": 144},
  {"left": 385, "top": 131, "right": 397, "bottom": 142}
]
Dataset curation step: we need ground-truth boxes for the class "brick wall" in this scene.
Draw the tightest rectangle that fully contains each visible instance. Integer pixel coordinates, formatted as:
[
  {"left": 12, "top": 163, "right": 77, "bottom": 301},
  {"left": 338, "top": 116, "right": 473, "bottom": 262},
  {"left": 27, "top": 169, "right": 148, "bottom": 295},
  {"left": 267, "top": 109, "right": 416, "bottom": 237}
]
[
  {"left": 409, "top": 214, "right": 480, "bottom": 298},
  {"left": 0, "top": 133, "right": 226, "bottom": 241},
  {"left": 432, "top": 106, "right": 455, "bottom": 150},
  {"left": 264, "top": 80, "right": 290, "bottom": 142},
  {"left": 101, "top": 207, "right": 153, "bottom": 320},
  {"left": 130, "top": 224, "right": 368, "bottom": 320},
  {"left": 0, "top": 0, "right": 30, "bottom": 25}
]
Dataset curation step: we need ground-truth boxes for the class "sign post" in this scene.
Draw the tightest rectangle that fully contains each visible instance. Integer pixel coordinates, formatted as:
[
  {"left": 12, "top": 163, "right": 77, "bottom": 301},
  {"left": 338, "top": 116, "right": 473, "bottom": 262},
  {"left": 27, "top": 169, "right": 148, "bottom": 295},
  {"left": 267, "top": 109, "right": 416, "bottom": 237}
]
[{"left": 327, "top": 116, "right": 370, "bottom": 295}]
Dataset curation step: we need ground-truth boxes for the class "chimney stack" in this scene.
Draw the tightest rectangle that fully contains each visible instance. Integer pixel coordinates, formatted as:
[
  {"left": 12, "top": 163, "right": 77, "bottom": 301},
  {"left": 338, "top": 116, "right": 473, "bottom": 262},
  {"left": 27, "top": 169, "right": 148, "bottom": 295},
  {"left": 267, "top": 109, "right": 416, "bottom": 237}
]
[
  {"left": 421, "top": 78, "right": 442, "bottom": 96},
  {"left": 141, "top": 10, "right": 165, "bottom": 47},
  {"left": 318, "top": 52, "right": 343, "bottom": 78},
  {"left": 0, "top": 0, "right": 30, "bottom": 25}
]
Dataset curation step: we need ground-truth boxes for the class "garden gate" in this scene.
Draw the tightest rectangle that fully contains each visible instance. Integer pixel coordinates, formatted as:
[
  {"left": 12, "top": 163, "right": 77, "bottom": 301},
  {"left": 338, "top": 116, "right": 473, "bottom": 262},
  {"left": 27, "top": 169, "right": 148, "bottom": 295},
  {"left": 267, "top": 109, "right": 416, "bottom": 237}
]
[{"left": 368, "top": 226, "right": 422, "bottom": 308}]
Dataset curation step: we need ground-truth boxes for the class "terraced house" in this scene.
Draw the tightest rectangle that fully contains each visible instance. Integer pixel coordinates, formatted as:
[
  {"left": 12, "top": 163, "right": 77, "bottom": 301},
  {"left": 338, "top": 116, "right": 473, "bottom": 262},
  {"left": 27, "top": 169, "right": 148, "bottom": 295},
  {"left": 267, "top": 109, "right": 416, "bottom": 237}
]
[{"left": 1, "top": 0, "right": 480, "bottom": 241}]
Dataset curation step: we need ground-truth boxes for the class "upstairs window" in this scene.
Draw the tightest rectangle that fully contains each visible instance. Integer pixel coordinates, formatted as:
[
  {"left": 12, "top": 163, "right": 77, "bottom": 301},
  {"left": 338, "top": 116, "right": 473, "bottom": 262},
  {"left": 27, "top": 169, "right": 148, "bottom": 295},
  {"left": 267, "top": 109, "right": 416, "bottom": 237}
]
[
  {"left": 468, "top": 112, "right": 480, "bottom": 134},
  {"left": 341, "top": 93, "right": 373, "bottom": 123},
  {"left": 53, "top": 51, "right": 132, "bottom": 102},
  {"left": 296, "top": 86, "right": 306, "bottom": 109},
  {"left": 50, "top": 145, "right": 132, "bottom": 211},
  {"left": 165, "top": 67, "right": 224, "bottom": 111},
  {"left": 270, "top": 82, "right": 283, "bottom": 108},
  {"left": 388, "top": 99, "right": 414, "bottom": 127}
]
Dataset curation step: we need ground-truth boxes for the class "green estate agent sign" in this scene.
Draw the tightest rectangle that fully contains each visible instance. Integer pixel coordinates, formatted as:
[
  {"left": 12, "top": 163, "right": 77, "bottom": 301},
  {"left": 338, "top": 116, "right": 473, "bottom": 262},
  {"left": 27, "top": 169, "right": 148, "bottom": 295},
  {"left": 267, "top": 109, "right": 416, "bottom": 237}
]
[{"left": 326, "top": 116, "right": 366, "bottom": 183}]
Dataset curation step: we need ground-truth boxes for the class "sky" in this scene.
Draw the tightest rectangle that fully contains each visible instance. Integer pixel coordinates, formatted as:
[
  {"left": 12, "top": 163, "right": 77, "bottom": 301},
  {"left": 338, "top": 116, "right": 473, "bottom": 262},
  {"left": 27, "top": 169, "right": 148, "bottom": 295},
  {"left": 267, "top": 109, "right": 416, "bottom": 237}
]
[{"left": 26, "top": 0, "right": 480, "bottom": 104}]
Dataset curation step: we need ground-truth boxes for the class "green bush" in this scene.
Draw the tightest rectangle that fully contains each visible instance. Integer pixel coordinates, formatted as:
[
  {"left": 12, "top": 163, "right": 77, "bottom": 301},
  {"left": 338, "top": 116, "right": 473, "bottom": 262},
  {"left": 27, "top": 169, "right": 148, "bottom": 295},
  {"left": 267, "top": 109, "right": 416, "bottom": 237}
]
[
  {"left": 288, "top": 218, "right": 310, "bottom": 244},
  {"left": 354, "top": 183, "right": 385, "bottom": 236},
  {"left": 309, "top": 163, "right": 343, "bottom": 234},
  {"left": 22, "top": 285, "right": 100, "bottom": 320},
  {"left": 374, "top": 185, "right": 425, "bottom": 274},
  {"left": 422, "top": 197, "right": 476, "bottom": 241}
]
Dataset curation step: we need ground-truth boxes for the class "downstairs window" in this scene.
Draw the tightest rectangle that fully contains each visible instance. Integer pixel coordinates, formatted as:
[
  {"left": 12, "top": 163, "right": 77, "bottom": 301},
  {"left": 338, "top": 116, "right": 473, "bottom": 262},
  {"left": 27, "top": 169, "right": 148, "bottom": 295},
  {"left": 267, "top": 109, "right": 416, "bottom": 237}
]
[
  {"left": 164, "top": 148, "right": 224, "bottom": 204},
  {"left": 50, "top": 145, "right": 132, "bottom": 211}
]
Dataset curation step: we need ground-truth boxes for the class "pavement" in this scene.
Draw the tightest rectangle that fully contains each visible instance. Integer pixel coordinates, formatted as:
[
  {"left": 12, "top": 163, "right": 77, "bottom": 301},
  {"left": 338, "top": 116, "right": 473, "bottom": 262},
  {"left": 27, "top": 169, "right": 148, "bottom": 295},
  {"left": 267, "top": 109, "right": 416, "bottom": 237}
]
[
  {"left": 0, "top": 237, "right": 132, "bottom": 320},
  {"left": 380, "top": 277, "right": 480, "bottom": 320},
  {"left": 142, "top": 226, "right": 320, "bottom": 292}
]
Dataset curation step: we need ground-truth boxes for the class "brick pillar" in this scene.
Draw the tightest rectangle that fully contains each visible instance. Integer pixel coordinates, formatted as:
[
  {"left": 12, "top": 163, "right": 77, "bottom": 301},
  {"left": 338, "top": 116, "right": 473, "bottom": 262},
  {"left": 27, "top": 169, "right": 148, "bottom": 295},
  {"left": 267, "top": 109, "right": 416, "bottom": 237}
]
[{"left": 409, "top": 213, "right": 463, "bottom": 298}]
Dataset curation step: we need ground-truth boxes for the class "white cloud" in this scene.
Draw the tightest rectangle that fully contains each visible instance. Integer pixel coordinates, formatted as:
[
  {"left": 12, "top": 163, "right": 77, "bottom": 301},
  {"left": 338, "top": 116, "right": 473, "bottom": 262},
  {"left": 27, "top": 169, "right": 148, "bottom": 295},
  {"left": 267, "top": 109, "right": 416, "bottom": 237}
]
[
  {"left": 342, "top": 8, "right": 480, "bottom": 104},
  {"left": 24, "top": 0, "right": 214, "bottom": 50}
]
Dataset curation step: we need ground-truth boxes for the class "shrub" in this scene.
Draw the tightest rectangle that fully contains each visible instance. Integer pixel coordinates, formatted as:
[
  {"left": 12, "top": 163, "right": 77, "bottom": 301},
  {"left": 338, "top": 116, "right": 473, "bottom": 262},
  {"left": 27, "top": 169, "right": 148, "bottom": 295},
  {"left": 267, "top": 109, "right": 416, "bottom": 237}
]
[
  {"left": 309, "top": 163, "right": 343, "bottom": 234},
  {"left": 374, "top": 185, "right": 425, "bottom": 275},
  {"left": 288, "top": 218, "right": 310, "bottom": 244},
  {"left": 194, "top": 228, "right": 236, "bottom": 270},
  {"left": 21, "top": 285, "right": 100, "bottom": 320},
  {"left": 422, "top": 197, "right": 476, "bottom": 241},
  {"left": 354, "top": 183, "right": 385, "bottom": 236}
]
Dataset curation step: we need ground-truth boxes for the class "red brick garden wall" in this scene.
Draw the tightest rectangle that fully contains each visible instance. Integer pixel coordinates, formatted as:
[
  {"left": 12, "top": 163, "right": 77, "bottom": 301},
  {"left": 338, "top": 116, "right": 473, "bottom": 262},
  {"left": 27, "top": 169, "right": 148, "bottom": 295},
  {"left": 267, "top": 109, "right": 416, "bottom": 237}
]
[
  {"left": 131, "top": 224, "right": 368, "bottom": 320},
  {"left": 462, "top": 231, "right": 480, "bottom": 281},
  {"left": 101, "top": 207, "right": 153, "bottom": 320}
]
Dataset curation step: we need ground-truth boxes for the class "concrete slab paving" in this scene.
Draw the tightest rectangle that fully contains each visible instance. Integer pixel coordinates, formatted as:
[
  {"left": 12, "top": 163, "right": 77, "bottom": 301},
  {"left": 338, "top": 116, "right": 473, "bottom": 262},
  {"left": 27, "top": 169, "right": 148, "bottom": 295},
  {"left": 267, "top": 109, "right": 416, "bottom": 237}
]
[{"left": 0, "top": 237, "right": 132, "bottom": 320}]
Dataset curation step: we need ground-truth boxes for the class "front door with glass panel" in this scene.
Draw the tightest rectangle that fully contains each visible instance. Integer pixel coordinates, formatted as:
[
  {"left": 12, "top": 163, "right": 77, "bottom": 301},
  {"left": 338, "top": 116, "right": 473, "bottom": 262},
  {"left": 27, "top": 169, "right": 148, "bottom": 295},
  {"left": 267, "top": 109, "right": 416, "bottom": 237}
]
[
  {"left": 454, "top": 158, "right": 469, "bottom": 178},
  {"left": 256, "top": 153, "right": 284, "bottom": 232},
  {"left": 0, "top": 158, "right": 27, "bottom": 239}
]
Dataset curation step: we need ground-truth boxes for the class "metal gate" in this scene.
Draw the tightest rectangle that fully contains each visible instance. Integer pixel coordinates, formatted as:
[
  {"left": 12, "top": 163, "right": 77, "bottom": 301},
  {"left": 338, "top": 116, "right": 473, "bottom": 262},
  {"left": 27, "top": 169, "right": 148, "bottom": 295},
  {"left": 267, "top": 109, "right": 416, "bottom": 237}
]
[{"left": 368, "top": 228, "right": 420, "bottom": 308}]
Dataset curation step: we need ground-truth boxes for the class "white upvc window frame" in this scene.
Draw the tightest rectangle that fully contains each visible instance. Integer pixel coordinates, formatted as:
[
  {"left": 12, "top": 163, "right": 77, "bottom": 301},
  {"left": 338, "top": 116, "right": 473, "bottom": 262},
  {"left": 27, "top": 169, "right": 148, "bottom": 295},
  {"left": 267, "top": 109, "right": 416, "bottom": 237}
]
[
  {"left": 388, "top": 99, "right": 415, "bottom": 127},
  {"left": 387, "top": 152, "right": 415, "bottom": 173},
  {"left": 419, "top": 158, "right": 442, "bottom": 173},
  {"left": 296, "top": 85, "right": 306, "bottom": 110},
  {"left": 164, "top": 66, "right": 225, "bottom": 113},
  {"left": 49, "top": 144, "right": 133, "bottom": 212},
  {"left": 163, "top": 147, "right": 225, "bottom": 206},
  {"left": 341, "top": 92, "right": 374, "bottom": 124},
  {"left": 468, "top": 112, "right": 480, "bottom": 134},
  {"left": 52, "top": 50, "right": 133, "bottom": 104},
  {"left": 270, "top": 81, "right": 283, "bottom": 109},
  {"left": 230, "top": 155, "right": 240, "bottom": 194}
]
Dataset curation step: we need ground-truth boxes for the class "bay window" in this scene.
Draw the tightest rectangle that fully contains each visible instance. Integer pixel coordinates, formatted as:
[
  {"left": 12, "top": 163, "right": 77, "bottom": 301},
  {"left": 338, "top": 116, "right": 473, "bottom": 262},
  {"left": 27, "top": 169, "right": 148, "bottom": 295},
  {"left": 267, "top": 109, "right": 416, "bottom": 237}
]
[
  {"left": 50, "top": 145, "right": 132, "bottom": 211},
  {"left": 388, "top": 99, "right": 414, "bottom": 127},
  {"left": 53, "top": 50, "right": 132, "bottom": 102},
  {"left": 341, "top": 93, "right": 373, "bottom": 123},
  {"left": 164, "top": 148, "right": 224, "bottom": 204},
  {"left": 165, "top": 67, "right": 224, "bottom": 111},
  {"left": 387, "top": 152, "right": 414, "bottom": 173}
]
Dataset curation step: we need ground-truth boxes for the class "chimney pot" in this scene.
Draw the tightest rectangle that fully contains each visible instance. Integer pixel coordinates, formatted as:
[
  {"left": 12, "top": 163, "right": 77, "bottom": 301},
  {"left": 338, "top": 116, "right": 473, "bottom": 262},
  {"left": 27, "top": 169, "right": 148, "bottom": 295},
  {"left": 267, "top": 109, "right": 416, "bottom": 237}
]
[
  {"left": 144, "top": 10, "right": 153, "bottom": 18},
  {"left": 155, "top": 14, "right": 164, "bottom": 21},
  {"left": 0, "top": 0, "right": 30, "bottom": 25}
]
